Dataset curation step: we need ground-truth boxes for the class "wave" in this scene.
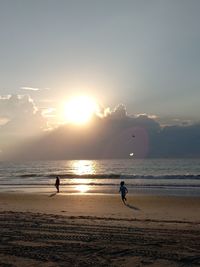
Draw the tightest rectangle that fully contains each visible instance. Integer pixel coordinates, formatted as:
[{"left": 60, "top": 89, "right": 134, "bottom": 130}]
[
  {"left": 1, "top": 183, "right": 200, "bottom": 188},
  {"left": 18, "top": 173, "right": 121, "bottom": 178},
  {"left": 121, "top": 174, "right": 200, "bottom": 180},
  {"left": 18, "top": 173, "right": 200, "bottom": 180}
]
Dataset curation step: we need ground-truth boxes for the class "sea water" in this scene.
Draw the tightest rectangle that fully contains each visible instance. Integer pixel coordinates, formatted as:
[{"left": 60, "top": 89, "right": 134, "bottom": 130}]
[{"left": 0, "top": 159, "right": 200, "bottom": 196}]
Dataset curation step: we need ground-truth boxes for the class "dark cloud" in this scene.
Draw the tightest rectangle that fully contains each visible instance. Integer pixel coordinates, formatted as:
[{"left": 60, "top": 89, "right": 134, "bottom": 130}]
[
  {"left": 2, "top": 102, "right": 200, "bottom": 160},
  {"left": 150, "top": 124, "right": 200, "bottom": 158},
  {"left": 0, "top": 106, "right": 152, "bottom": 160}
]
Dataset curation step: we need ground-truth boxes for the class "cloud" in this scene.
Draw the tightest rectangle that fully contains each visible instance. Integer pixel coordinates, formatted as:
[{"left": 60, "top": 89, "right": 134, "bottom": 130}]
[
  {"left": 41, "top": 108, "right": 56, "bottom": 118},
  {"left": 0, "top": 94, "right": 47, "bottom": 158},
  {"left": 1, "top": 102, "right": 200, "bottom": 161},
  {"left": 0, "top": 94, "right": 37, "bottom": 118},
  {"left": 0, "top": 117, "right": 9, "bottom": 126},
  {"left": 20, "top": 87, "right": 51, "bottom": 91},
  {"left": 20, "top": 87, "right": 39, "bottom": 91},
  {"left": 0, "top": 95, "right": 11, "bottom": 99},
  {"left": 5, "top": 104, "right": 161, "bottom": 160},
  {"left": 150, "top": 124, "right": 200, "bottom": 158},
  {"left": 104, "top": 104, "right": 127, "bottom": 119},
  {"left": 136, "top": 113, "right": 158, "bottom": 120}
]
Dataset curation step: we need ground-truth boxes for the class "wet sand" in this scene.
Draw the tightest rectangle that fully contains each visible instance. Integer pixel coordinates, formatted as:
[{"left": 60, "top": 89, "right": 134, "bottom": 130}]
[{"left": 0, "top": 193, "right": 200, "bottom": 266}]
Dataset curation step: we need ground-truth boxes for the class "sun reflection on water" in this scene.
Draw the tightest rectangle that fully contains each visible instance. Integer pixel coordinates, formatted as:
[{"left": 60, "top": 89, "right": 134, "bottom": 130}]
[
  {"left": 75, "top": 184, "right": 90, "bottom": 193},
  {"left": 72, "top": 160, "right": 95, "bottom": 193},
  {"left": 73, "top": 160, "right": 95, "bottom": 175}
]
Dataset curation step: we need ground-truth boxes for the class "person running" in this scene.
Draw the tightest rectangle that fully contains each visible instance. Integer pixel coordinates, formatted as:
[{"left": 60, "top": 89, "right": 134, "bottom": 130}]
[
  {"left": 119, "top": 181, "right": 128, "bottom": 204},
  {"left": 55, "top": 176, "right": 60, "bottom": 193}
]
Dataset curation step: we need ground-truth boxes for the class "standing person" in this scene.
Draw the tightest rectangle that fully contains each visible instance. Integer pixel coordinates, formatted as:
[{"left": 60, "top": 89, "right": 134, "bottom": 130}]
[
  {"left": 55, "top": 176, "right": 60, "bottom": 193},
  {"left": 119, "top": 181, "right": 128, "bottom": 204}
]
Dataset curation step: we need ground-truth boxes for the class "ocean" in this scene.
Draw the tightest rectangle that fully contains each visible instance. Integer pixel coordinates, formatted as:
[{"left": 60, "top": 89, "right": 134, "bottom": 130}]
[{"left": 0, "top": 158, "right": 200, "bottom": 196}]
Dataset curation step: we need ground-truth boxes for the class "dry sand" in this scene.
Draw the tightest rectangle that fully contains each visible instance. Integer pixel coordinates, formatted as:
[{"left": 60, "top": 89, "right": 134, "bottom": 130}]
[{"left": 0, "top": 193, "right": 200, "bottom": 266}]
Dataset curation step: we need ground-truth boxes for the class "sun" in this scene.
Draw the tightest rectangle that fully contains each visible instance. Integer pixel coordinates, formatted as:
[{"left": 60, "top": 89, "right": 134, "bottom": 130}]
[{"left": 64, "top": 96, "right": 99, "bottom": 124}]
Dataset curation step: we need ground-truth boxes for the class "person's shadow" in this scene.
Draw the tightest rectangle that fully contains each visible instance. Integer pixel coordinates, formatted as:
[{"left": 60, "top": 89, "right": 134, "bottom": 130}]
[
  {"left": 124, "top": 202, "right": 140, "bottom": 211},
  {"left": 49, "top": 192, "right": 57, "bottom": 197}
]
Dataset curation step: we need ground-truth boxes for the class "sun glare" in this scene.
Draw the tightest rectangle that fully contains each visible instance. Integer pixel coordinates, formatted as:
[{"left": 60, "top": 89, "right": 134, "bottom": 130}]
[
  {"left": 64, "top": 96, "right": 99, "bottom": 124},
  {"left": 75, "top": 184, "right": 89, "bottom": 193},
  {"left": 73, "top": 160, "right": 95, "bottom": 175}
]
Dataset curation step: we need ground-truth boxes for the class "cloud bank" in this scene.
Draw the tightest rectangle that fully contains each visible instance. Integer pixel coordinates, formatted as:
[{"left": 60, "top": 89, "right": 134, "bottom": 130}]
[{"left": 3, "top": 102, "right": 200, "bottom": 161}]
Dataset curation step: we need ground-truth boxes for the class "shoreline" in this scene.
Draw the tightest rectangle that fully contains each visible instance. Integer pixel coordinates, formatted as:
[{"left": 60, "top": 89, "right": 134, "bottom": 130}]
[{"left": 1, "top": 184, "right": 200, "bottom": 197}]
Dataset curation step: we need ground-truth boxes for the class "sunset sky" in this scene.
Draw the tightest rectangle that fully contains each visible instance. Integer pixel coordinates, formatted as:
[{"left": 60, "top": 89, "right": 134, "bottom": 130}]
[{"left": 0, "top": 0, "right": 200, "bottom": 160}]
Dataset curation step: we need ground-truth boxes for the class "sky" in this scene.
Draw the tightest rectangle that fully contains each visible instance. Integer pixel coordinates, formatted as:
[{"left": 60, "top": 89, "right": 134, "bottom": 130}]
[{"left": 0, "top": 0, "right": 200, "bottom": 160}]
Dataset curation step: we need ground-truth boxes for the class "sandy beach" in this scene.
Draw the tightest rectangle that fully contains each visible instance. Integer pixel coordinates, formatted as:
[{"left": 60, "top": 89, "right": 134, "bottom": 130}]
[{"left": 0, "top": 193, "right": 200, "bottom": 266}]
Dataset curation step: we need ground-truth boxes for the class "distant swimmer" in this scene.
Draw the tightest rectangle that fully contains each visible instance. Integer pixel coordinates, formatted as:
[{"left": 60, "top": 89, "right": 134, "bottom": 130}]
[
  {"left": 132, "top": 134, "right": 135, "bottom": 138},
  {"left": 55, "top": 176, "right": 60, "bottom": 193},
  {"left": 119, "top": 181, "right": 128, "bottom": 204}
]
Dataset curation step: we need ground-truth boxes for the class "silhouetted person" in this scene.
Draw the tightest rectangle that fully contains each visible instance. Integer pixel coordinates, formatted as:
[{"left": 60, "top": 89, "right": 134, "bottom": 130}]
[
  {"left": 119, "top": 181, "right": 128, "bottom": 204},
  {"left": 55, "top": 176, "right": 60, "bottom": 193}
]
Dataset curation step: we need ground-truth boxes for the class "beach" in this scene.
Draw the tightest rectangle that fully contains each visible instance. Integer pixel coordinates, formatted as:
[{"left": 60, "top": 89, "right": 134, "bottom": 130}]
[{"left": 0, "top": 193, "right": 200, "bottom": 266}]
